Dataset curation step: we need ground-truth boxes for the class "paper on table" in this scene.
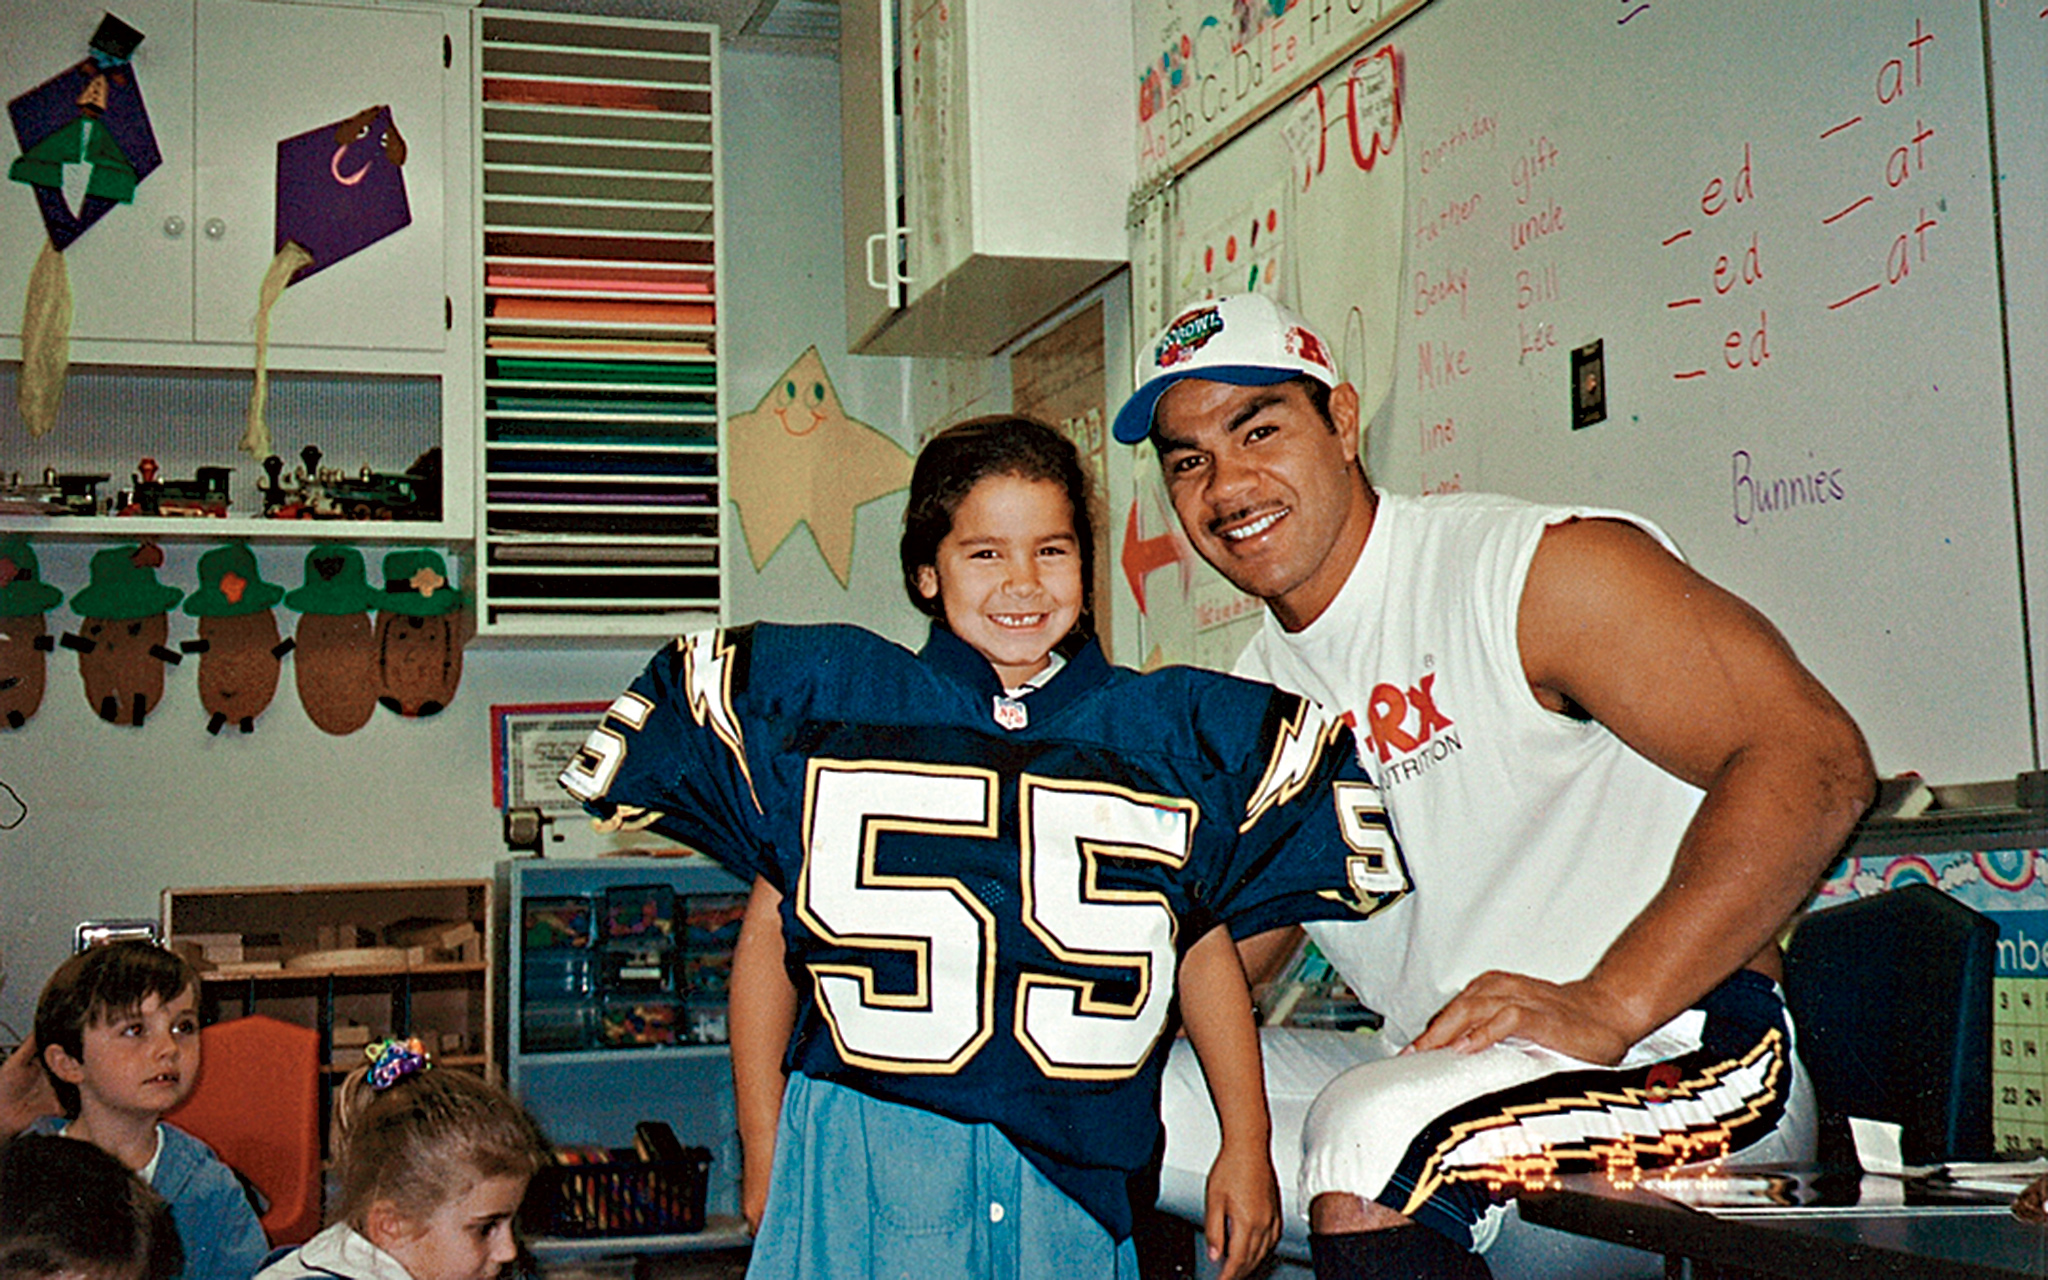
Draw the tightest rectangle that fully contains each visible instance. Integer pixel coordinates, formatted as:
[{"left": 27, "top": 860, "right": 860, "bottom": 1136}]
[{"left": 1851, "top": 1116, "right": 2048, "bottom": 1193}]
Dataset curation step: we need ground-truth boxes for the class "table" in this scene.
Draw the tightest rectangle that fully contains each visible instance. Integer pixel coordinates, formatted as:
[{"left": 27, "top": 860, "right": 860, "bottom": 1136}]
[{"left": 1518, "top": 1168, "right": 2048, "bottom": 1279}]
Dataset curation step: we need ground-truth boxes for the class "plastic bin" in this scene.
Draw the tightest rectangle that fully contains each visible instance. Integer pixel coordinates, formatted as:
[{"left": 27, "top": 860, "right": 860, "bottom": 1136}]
[{"left": 524, "top": 1147, "right": 712, "bottom": 1237}]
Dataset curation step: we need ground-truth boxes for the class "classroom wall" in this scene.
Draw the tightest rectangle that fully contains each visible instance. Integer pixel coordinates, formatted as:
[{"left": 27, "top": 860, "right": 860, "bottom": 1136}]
[{"left": 0, "top": 46, "right": 928, "bottom": 1037}]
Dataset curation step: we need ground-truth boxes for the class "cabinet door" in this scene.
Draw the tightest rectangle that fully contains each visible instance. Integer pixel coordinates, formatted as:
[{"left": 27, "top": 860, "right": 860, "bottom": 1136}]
[
  {"left": 898, "top": 0, "right": 968, "bottom": 306},
  {"left": 0, "top": 0, "right": 197, "bottom": 344},
  {"left": 192, "top": 0, "right": 452, "bottom": 353},
  {"left": 840, "top": 0, "right": 902, "bottom": 350}
]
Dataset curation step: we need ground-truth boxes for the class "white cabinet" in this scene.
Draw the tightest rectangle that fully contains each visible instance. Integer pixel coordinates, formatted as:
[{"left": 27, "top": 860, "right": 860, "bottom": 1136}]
[
  {"left": 841, "top": 0, "right": 1134, "bottom": 356},
  {"left": 0, "top": 0, "right": 467, "bottom": 371},
  {"left": 0, "top": 0, "right": 473, "bottom": 541}
]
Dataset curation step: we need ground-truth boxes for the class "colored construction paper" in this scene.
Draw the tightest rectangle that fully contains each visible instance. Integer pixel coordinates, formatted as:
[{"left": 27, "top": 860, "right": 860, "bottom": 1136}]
[{"left": 491, "top": 298, "right": 714, "bottom": 325}]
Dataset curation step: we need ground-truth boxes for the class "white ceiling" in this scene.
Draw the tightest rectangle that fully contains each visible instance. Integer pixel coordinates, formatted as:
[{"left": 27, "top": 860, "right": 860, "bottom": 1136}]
[{"left": 482, "top": 0, "right": 840, "bottom": 55}]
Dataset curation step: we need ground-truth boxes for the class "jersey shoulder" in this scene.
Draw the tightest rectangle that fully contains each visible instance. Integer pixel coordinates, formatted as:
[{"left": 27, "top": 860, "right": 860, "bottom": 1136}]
[{"left": 1099, "top": 662, "right": 1341, "bottom": 772}]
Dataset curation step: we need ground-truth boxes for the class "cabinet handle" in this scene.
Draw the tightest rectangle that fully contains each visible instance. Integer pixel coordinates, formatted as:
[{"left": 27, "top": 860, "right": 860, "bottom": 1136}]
[
  {"left": 864, "top": 231, "right": 890, "bottom": 291},
  {"left": 865, "top": 229, "right": 915, "bottom": 292},
  {"left": 162, "top": 215, "right": 185, "bottom": 239},
  {"left": 203, "top": 218, "right": 227, "bottom": 241},
  {"left": 893, "top": 227, "right": 912, "bottom": 286}
]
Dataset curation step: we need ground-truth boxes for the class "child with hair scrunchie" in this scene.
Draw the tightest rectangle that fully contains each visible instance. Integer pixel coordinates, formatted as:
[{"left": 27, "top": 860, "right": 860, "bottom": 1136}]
[{"left": 255, "top": 1040, "right": 550, "bottom": 1280}]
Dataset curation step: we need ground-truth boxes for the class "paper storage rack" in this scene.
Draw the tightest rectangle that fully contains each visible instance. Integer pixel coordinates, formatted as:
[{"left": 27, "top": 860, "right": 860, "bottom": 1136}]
[{"left": 475, "top": 11, "right": 724, "bottom": 636}]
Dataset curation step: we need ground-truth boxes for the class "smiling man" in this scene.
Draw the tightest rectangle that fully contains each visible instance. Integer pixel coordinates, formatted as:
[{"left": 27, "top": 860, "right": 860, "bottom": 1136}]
[{"left": 1117, "top": 294, "right": 1876, "bottom": 1280}]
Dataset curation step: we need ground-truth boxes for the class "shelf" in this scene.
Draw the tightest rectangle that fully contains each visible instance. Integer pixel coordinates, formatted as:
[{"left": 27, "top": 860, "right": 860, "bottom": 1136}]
[
  {"left": 501, "top": 857, "right": 747, "bottom": 1221},
  {"left": 525, "top": 1216, "right": 750, "bottom": 1261},
  {"left": 197, "top": 961, "right": 488, "bottom": 984},
  {"left": 474, "top": 10, "right": 724, "bottom": 637},
  {"left": 165, "top": 878, "right": 494, "bottom": 1169},
  {"left": 2, "top": 517, "right": 463, "bottom": 543},
  {"left": 517, "top": 1043, "right": 730, "bottom": 1069}
]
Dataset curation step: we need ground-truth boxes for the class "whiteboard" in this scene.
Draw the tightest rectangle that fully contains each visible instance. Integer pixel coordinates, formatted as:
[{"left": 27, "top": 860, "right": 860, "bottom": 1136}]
[{"left": 1151, "top": 0, "right": 2036, "bottom": 785}]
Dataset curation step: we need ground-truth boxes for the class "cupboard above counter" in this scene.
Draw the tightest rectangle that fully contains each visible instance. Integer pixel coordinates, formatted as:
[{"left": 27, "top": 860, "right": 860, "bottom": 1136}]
[
  {"left": 0, "top": 0, "right": 472, "bottom": 372},
  {"left": 0, "top": 0, "right": 476, "bottom": 542},
  {"left": 841, "top": 0, "right": 1133, "bottom": 357}
]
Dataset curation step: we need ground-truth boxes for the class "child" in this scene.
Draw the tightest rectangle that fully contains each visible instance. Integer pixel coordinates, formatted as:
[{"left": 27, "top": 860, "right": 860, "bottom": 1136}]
[
  {"left": 0, "top": 1131, "right": 183, "bottom": 1280},
  {"left": 255, "top": 1039, "right": 549, "bottom": 1280},
  {"left": 561, "top": 416, "right": 1411, "bottom": 1279},
  {"left": 30, "top": 941, "right": 268, "bottom": 1280}
]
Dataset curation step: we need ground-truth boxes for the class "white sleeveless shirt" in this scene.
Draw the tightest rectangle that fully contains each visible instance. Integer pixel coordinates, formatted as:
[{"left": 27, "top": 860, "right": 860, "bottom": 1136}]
[{"left": 1236, "top": 489, "right": 1705, "bottom": 1045}]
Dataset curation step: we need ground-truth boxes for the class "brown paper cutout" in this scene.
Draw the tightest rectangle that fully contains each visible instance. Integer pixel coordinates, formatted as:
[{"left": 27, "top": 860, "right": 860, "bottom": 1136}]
[
  {"left": 375, "top": 609, "right": 464, "bottom": 717},
  {"left": 295, "top": 612, "right": 377, "bottom": 735}
]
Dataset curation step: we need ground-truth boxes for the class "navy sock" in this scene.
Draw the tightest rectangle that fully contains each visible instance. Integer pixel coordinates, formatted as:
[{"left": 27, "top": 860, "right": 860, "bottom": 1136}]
[{"left": 1309, "top": 1223, "right": 1494, "bottom": 1280}]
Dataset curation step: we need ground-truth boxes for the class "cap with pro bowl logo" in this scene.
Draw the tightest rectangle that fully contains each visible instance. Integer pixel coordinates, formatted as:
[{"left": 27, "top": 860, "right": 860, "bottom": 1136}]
[{"left": 1112, "top": 293, "right": 1340, "bottom": 445}]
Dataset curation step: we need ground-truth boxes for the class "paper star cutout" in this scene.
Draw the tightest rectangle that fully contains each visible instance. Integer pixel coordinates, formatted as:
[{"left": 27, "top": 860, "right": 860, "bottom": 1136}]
[{"left": 727, "top": 347, "right": 912, "bottom": 586}]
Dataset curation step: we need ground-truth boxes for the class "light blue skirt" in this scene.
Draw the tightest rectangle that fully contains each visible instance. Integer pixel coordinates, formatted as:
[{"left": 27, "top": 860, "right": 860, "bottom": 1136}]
[{"left": 747, "top": 1073, "right": 1142, "bottom": 1280}]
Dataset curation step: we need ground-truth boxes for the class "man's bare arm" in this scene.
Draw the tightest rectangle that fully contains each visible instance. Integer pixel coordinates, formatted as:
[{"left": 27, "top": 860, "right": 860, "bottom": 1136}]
[{"left": 1410, "top": 517, "right": 1874, "bottom": 1063}]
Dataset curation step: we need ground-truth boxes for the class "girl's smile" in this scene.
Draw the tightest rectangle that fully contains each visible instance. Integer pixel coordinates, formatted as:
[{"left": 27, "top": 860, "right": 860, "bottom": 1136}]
[{"left": 916, "top": 473, "right": 1084, "bottom": 689}]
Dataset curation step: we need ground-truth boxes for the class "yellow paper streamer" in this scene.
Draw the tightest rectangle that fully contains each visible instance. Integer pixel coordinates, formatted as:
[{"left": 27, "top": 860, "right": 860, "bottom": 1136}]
[
  {"left": 244, "top": 241, "right": 315, "bottom": 457},
  {"left": 18, "top": 240, "right": 73, "bottom": 438}
]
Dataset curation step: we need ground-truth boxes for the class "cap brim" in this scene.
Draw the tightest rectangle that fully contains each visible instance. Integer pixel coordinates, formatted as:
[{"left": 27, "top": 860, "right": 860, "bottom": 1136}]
[{"left": 1112, "top": 365, "right": 1311, "bottom": 445}]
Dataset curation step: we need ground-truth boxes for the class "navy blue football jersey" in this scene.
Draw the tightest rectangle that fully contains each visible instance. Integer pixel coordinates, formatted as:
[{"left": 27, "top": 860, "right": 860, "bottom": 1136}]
[{"left": 561, "top": 623, "right": 1408, "bottom": 1238}]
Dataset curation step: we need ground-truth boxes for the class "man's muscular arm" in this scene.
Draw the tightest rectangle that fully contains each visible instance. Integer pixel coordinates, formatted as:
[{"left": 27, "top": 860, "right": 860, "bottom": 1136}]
[{"left": 1409, "top": 517, "right": 1874, "bottom": 1064}]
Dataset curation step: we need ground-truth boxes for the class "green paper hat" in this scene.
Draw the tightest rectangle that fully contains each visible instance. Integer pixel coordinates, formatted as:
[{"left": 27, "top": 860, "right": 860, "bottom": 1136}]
[
  {"left": 377, "top": 548, "right": 464, "bottom": 617},
  {"left": 0, "top": 536, "right": 63, "bottom": 617},
  {"left": 184, "top": 543, "right": 285, "bottom": 617},
  {"left": 69, "top": 544, "right": 183, "bottom": 620},
  {"left": 284, "top": 546, "right": 379, "bottom": 616}
]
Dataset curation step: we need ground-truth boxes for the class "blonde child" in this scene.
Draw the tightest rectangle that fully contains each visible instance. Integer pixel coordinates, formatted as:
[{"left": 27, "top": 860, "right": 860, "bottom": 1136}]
[
  {"left": 562, "top": 416, "right": 1409, "bottom": 1279},
  {"left": 30, "top": 941, "right": 266, "bottom": 1280},
  {"left": 255, "top": 1040, "right": 549, "bottom": 1280}
]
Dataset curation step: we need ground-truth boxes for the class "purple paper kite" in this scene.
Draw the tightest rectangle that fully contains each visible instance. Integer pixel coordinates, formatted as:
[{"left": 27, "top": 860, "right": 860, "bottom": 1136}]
[
  {"left": 8, "top": 48, "right": 161, "bottom": 251},
  {"left": 273, "top": 104, "right": 411, "bottom": 285}
]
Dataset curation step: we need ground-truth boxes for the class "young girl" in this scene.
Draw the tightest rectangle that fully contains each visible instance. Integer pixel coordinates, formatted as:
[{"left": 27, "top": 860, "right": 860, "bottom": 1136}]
[
  {"left": 254, "top": 1041, "right": 549, "bottom": 1280},
  {"left": 561, "top": 416, "right": 1408, "bottom": 1280}
]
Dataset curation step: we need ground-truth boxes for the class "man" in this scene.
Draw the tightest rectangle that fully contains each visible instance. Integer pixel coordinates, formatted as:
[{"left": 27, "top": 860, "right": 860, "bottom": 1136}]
[{"left": 1116, "top": 294, "right": 1875, "bottom": 1279}]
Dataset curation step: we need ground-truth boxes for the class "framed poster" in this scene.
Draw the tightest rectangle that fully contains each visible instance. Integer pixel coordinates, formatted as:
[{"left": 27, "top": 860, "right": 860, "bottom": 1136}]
[{"left": 491, "top": 701, "right": 609, "bottom": 814}]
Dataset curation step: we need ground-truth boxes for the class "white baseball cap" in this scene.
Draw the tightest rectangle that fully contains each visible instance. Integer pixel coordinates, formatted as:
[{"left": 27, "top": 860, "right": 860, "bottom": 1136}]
[{"left": 1113, "top": 294, "right": 1339, "bottom": 445}]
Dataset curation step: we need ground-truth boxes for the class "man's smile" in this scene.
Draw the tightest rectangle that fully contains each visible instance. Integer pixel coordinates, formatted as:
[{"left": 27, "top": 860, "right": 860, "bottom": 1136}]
[{"left": 1215, "top": 506, "right": 1289, "bottom": 543}]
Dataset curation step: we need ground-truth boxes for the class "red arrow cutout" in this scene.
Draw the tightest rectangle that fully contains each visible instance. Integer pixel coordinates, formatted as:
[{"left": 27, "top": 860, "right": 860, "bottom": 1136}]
[{"left": 1121, "top": 500, "right": 1186, "bottom": 615}]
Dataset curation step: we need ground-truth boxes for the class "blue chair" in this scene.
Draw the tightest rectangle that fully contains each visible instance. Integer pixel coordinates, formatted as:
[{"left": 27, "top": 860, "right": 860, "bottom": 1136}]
[{"left": 1782, "top": 882, "right": 1997, "bottom": 1167}]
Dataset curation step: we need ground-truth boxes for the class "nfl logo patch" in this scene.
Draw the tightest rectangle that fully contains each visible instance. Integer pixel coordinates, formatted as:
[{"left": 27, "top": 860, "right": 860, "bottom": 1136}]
[{"left": 993, "top": 696, "right": 1029, "bottom": 731}]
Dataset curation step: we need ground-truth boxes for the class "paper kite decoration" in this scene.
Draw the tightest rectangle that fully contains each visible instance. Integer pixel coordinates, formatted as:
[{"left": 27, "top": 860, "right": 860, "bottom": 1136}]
[
  {"left": 727, "top": 347, "right": 913, "bottom": 587},
  {"left": 8, "top": 14, "right": 156, "bottom": 438},
  {"left": 247, "top": 104, "right": 413, "bottom": 456},
  {"left": 274, "top": 104, "right": 412, "bottom": 285},
  {"left": 7, "top": 13, "right": 157, "bottom": 252}
]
